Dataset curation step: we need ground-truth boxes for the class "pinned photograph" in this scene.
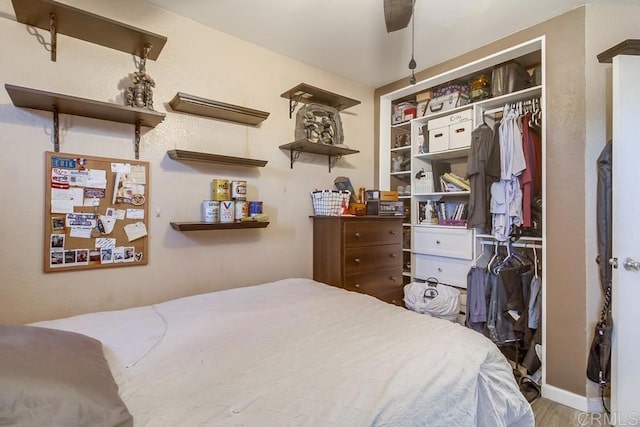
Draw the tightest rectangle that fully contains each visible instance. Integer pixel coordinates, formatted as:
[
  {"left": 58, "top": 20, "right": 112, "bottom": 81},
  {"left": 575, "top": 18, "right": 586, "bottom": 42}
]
[
  {"left": 51, "top": 234, "right": 65, "bottom": 249},
  {"left": 76, "top": 249, "right": 89, "bottom": 265},
  {"left": 113, "top": 247, "right": 125, "bottom": 263},
  {"left": 50, "top": 250, "right": 64, "bottom": 266},
  {"left": 51, "top": 217, "right": 65, "bottom": 231},
  {"left": 64, "top": 250, "right": 76, "bottom": 264},
  {"left": 100, "top": 247, "right": 114, "bottom": 264},
  {"left": 124, "top": 247, "right": 135, "bottom": 263},
  {"left": 88, "top": 249, "right": 101, "bottom": 263}
]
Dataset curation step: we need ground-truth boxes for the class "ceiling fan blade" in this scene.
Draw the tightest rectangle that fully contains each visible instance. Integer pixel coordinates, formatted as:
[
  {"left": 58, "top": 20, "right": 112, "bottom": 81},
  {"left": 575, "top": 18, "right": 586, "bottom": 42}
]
[{"left": 384, "top": 0, "right": 414, "bottom": 33}]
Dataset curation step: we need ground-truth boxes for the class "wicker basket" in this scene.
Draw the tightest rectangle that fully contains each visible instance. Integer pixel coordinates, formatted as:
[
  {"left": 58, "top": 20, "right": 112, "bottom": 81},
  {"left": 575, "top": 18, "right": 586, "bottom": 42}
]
[{"left": 310, "top": 190, "right": 350, "bottom": 216}]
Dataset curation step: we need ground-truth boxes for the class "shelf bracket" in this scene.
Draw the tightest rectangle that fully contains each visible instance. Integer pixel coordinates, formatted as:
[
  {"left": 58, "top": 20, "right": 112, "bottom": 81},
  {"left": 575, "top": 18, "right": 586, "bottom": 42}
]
[
  {"left": 288, "top": 96, "right": 299, "bottom": 119},
  {"left": 49, "top": 12, "right": 57, "bottom": 62},
  {"left": 289, "top": 149, "right": 301, "bottom": 169},
  {"left": 52, "top": 105, "right": 59, "bottom": 152},
  {"left": 134, "top": 120, "right": 141, "bottom": 160},
  {"left": 328, "top": 155, "right": 341, "bottom": 173}
]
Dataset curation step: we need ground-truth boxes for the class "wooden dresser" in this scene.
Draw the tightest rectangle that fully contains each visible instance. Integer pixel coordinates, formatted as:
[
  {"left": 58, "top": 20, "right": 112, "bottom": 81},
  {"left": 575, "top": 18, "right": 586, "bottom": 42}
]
[{"left": 312, "top": 216, "right": 404, "bottom": 306}]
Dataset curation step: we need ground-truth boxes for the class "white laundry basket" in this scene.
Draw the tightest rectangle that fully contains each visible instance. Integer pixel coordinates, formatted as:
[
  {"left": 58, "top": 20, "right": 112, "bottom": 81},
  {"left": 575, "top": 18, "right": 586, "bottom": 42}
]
[{"left": 404, "top": 278, "right": 461, "bottom": 322}]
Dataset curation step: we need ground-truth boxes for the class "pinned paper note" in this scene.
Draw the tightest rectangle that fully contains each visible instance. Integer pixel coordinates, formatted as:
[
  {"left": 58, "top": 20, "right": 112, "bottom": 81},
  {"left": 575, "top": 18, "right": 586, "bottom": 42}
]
[
  {"left": 95, "top": 238, "right": 116, "bottom": 249},
  {"left": 124, "top": 222, "right": 147, "bottom": 242},
  {"left": 99, "top": 215, "right": 116, "bottom": 234},
  {"left": 126, "top": 209, "right": 144, "bottom": 219}
]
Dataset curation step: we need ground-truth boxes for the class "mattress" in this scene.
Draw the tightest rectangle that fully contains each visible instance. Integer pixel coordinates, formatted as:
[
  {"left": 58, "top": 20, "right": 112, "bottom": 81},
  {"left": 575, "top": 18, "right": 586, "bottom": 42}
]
[{"left": 32, "top": 278, "right": 534, "bottom": 426}]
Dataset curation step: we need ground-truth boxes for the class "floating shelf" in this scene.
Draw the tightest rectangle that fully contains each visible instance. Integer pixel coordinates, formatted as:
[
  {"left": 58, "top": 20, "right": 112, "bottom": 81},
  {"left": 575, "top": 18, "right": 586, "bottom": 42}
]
[
  {"left": 12, "top": 0, "right": 167, "bottom": 61},
  {"left": 167, "top": 149, "right": 267, "bottom": 167},
  {"left": 5, "top": 83, "right": 165, "bottom": 158},
  {"left": 279, "top": 140, "right": 359, "bottom": 172},
  {"left": 280, "top": 83, "right": 360, "bottom": 118},
  {"left": 170, "top": 221, "right": 269, "bottom": 231},
  {"left": 169, "top": 92, "right": 269, "bottom": 126}
]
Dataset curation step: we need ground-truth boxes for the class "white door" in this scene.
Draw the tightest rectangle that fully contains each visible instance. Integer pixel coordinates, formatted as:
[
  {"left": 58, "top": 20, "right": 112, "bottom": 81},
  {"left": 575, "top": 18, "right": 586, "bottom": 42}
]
[{"left": 611, "top": 53, "right": 640, "bottom": 424}]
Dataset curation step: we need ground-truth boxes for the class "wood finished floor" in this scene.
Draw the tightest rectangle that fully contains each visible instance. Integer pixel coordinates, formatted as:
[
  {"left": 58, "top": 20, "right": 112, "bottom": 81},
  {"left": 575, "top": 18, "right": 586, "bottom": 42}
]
[{"left": 532, "top": 398, "right": 609, "bottom": 426}]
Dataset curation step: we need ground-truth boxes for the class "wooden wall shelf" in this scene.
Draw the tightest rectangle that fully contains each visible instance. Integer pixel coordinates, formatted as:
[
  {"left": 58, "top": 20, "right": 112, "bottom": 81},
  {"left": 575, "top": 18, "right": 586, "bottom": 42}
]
[
  {"left": 279, "top": 140, "right": 359, "bottom": 172},
  {"left": 280, "top": 83, "right": 361, "bottom": 118},
  {"left": 12, "top": 0, "right": 167, "bottom": 61},
  {"left": 5, "top": 83, "right": 165, "bottom": 158},
  {"left": 167, "top": 149, "right": 268, "bottom": 167},
  {"left": 170, "top": 221, "right": 270, "bottom": 231},
  {"left": 169, "top": 92, "right": 269, "bottom": 126}
]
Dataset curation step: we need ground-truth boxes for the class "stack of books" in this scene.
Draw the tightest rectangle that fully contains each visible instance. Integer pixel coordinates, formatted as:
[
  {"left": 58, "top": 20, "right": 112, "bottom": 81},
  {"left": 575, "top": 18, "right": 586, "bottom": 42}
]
[
  {"left": 418, "top": 201, "right": 468, "bottom": 226},
  {"left": 439, "top": 172, "right": 470, "bottom": 193}
]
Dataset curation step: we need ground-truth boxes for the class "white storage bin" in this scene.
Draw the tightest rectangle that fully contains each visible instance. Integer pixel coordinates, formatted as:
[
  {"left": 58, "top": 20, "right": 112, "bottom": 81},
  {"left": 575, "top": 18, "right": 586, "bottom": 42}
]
[
  {"left": 449, "top": 120, "right": 472, "bottom": 149},
  {"left": 427, "top": 109, "right": 473, "bottom": 130},
  {"left": 428, "top": 126, "right": 449, "bottom": 152}
]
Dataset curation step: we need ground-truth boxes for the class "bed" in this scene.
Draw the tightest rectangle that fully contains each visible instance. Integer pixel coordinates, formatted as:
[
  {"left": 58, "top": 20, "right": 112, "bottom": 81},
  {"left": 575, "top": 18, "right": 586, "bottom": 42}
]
[{"left": 1, "top": 278, "right": 534, "bottom": 426}]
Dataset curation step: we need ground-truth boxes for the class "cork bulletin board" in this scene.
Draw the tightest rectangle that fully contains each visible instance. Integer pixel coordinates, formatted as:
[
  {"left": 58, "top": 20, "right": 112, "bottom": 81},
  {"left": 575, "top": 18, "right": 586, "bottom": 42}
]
[{"left": 44, "top": 151, "right": 150, "bottom": 272}]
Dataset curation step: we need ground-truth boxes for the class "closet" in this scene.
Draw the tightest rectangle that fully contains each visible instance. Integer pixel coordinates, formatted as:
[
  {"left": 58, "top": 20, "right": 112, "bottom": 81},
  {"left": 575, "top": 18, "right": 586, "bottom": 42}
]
[{"left": 378, "top": 37, "right": 546, "bottom": 398}]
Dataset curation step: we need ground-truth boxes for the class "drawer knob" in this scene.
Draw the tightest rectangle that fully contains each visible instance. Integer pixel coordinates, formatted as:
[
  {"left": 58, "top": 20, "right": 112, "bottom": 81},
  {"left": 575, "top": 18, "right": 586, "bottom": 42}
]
[
  {"left": 438, "top": 267, "right": 443, "bottom": 272},
  {"left": 436, "top": 240, "right": 441, "bottom": 245},
  {"left": 390, "top": 253, "right": 397, "bottom": 258},
  {"left": 354, "top": 283, "right": 360, "bottom": 288},
  {"left": 390, "top": 276, "right": 397, "bottom": 281},
  {"left": 354, "top": 258, "right": 361, "bottom": 264},
  {"left": 354, "top": 232, "right": 361, "bottom": 238},
  {"left": 389, "top": 230, "right": 397, "bottom": 235}
]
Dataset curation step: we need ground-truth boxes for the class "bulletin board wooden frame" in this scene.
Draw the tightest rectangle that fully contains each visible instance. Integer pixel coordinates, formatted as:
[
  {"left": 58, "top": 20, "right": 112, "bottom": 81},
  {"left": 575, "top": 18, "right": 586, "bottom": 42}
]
[{"left": 44, "top": 151, "right": 150, "bottom": 272}]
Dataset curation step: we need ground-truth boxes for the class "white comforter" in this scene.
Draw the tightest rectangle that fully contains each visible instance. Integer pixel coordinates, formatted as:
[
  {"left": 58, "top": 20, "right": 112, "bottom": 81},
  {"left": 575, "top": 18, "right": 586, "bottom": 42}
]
[{"left": 33, "top": 278, "right": 534, "bottom": 427}]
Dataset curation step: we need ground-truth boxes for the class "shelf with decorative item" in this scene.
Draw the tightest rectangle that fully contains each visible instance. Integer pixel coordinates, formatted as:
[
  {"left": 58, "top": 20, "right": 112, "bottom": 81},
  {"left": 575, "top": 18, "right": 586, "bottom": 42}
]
[
  {"left": 280, "top": 83, "right": 360, "bottom": 118},
  {"left": 11, "top": 0, "right": 167, "bottom": 62},
  {"left": 168, "top": 92, "right": 269, "bottom": 126},
  {"left": 5, "top": 83, "right": 165, "bottom": 158},
  {"left": 170, "top": 221, "right": 270, "bottom": 231},
  {"left": 279, "top": 140, "right": 359, "bottom": 173},
  {"left": 167, "top": 149, "right": 267, "bottom": 168}
]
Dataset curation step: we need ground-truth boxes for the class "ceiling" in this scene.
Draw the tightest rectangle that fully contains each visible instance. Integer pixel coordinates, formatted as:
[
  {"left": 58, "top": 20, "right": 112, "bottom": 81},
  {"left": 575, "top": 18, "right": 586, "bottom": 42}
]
[{"left": 145, "top": 0, "right": 622, "bottom": 88}]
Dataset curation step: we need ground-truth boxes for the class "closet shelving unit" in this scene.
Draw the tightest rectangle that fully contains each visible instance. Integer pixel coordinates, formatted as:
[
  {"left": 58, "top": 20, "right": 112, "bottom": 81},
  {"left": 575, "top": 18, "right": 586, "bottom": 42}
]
[
  {"left": 168, "top": 92, "right": 269, "bottom": 126},
  {"left": 378, "top": 37, "right": 545, "bottom": 289},
  {"left": 279, "top": 83, "right": 360, "bottom": 172}
]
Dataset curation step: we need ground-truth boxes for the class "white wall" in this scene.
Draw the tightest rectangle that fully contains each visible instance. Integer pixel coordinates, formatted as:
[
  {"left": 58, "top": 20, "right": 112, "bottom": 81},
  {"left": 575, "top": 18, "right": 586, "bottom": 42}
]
[
  {"left": 584, "top": 1, "right": 640, "bottom": 399},
  {"left": 0, "top": 0, "right": 375, "bottom": 323}
]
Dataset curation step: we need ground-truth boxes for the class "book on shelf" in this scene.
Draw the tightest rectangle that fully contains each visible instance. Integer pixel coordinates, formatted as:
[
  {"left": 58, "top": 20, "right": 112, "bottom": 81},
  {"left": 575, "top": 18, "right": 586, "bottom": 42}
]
[
  {"left": 418, "top": 201, "right": 468, "bottom": 225},
  {"left": 441, "top": 172, "right": 471, "bottom": 191}
]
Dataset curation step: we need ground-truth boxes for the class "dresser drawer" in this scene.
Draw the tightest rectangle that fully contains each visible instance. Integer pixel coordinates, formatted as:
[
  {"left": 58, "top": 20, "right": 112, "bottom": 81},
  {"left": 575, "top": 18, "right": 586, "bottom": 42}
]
[
  {"left": 344, "top": 268, "right": 403, "bottom": 296},
  {"left": 344, "top": 244, "right": 403, "bottom": 274},
  {"left": 344, "top": 221, "right": 402, "bottom": 247},
  {"left": 374, "top": 287, "right": 406, "bottom": 306},
  {"left": 413, "top": 227, "right": 473, "bottom": 259},
  {"left": 414, "top": 254, "right": 470, "bottom": 288}
]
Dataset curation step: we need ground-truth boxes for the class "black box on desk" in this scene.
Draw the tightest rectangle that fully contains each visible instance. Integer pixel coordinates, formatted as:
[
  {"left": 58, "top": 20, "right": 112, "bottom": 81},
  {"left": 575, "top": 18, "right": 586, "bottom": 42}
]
[{"left": 367, "top": 201, "right": 405, "bottom": 216}]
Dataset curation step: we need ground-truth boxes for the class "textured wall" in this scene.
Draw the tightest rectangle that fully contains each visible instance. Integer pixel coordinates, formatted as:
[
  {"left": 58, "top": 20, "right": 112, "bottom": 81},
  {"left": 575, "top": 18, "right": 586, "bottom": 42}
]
[{"left": 0, "top": 0, "right": 374, "bottom": 323}]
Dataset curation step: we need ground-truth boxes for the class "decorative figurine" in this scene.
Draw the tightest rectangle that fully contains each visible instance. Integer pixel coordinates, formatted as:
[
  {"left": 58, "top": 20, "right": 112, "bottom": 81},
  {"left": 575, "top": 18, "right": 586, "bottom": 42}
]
[
  {"left": 125, "top": 44, "right": 155, "bottom": 110},
  {"left": 294, "top": 104, "right": 345, "bottom": 146},
  {"left": 320, "top": 115, "right": 335, "bottom": 145}
]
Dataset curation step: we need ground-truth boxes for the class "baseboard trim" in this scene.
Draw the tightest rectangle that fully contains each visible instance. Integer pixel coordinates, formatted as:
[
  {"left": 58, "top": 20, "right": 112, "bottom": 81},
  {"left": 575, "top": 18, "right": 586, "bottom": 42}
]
[{"left": 541, "top": 384, "right": 605, "bottom": 413}]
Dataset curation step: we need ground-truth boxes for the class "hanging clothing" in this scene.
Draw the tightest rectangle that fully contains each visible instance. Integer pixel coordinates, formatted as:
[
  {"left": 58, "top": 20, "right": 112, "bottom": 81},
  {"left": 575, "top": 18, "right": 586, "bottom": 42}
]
[
  {"left": 466, "top": 267, "right": 489, "bottom": 332},
  {"left": 520, "top": 112, "right": 542, "bottom": 228},
  {"left": 466, "top": 124, "right": 494, "bottom": 230},
  {"left": 528, "top": 274, "right": 542, "bottom": 329},
  {"left": 490, "top": 105, "right": 526, "bottom": 240}
]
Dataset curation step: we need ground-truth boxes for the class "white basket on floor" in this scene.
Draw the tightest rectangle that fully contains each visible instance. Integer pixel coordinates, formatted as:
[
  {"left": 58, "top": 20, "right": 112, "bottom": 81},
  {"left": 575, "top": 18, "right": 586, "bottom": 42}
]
[{"left": 311, "top": 190, "right": 350, "bottom": 216}]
